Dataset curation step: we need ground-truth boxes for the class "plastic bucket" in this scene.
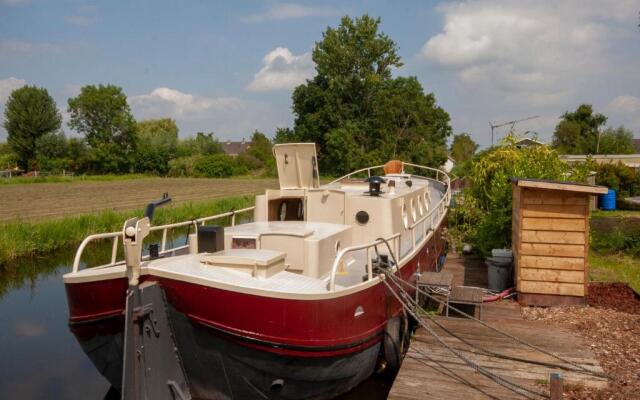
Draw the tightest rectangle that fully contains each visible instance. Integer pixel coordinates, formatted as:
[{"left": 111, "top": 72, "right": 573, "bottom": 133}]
[
  {"left": 486, "top": 257, "right": 513, "bottom": 292},
  {"left": 598, "top": 188, "right": 617, "bottom": 211}
]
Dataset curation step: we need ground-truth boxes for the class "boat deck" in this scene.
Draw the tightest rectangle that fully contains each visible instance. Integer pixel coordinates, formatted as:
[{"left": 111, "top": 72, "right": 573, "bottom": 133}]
[{"left": 388, "top": 253, "right": 607, "bottom": 399}]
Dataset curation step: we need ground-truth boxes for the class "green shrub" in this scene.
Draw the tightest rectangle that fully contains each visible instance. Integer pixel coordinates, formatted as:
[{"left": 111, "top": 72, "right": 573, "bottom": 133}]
[
  {"left": 595, "top": 162, "right": 640, "bottom": 198},
  {"left": 168, "top": 156, "right": 201, "bottom": 177},
  {"left": 452, "top": 134, "right": 589, "bottom": 256},
  {"left": 195, "top": 154, "right": 235, "bottom": 178}
]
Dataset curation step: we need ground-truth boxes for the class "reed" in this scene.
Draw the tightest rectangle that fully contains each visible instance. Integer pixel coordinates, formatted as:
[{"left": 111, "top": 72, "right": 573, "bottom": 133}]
[{"left": 0, "top": 195, "right": 254, "bottom": 266}]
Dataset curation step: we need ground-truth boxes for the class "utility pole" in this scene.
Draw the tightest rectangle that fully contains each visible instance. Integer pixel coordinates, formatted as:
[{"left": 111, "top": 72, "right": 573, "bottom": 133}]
[{"left": 489, "top": 115, "right": 540, "bottom": 146}]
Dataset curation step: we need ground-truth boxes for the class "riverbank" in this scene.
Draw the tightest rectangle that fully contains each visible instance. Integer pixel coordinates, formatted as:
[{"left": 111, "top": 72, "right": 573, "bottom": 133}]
[{"left": 0, "top": 195, "right": 253, "bottom": 266}]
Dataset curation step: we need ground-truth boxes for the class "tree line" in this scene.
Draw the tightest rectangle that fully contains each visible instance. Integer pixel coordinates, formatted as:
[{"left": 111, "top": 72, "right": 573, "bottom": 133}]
[{"left": 1, "top": 15, "right": 454, "bottom": 177}]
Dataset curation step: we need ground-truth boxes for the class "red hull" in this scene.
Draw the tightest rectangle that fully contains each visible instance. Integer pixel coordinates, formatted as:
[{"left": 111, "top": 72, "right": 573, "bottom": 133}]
[{"left": 65, "top": 222, "right": 447, "bottom": 356}]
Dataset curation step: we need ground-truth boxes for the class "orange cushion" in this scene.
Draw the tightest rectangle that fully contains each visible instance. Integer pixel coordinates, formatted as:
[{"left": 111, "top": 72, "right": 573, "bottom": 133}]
[{"left": 383, "top": 160, "right": 403, "bottom": 174}]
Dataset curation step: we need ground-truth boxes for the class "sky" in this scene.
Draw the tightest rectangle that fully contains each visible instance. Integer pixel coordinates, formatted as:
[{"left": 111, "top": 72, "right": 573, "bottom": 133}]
[{"left": 1, "top": 0, "right": 639, "bottom": 148}]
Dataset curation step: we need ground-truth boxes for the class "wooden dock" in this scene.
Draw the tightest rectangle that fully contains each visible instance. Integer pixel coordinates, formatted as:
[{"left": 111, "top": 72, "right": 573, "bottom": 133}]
[{"left": 388, "top": 254, "right": 607, "bottom": 400}]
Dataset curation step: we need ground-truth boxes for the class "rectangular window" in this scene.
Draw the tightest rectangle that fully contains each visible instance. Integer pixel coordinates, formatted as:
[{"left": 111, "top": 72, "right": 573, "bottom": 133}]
[{"left": 232, "top": 237, "right": 256, "bottom": 249}]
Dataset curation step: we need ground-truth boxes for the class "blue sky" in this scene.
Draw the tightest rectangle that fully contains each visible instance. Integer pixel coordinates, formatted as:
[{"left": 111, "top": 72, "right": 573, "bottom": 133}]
[{"left": 1, "top": 1, "right": 639, "bottom": 148}]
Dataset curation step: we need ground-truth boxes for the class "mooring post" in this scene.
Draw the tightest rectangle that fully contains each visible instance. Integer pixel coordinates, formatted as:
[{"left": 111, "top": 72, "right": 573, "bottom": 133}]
[{"left": 550, "top": 372, "right": 563, "bottom": 400}]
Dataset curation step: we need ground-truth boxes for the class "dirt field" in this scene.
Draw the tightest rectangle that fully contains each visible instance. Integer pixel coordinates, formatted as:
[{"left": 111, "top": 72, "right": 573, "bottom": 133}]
[{"left": 0, "top": 177, "right": 279, "bottom": 223}]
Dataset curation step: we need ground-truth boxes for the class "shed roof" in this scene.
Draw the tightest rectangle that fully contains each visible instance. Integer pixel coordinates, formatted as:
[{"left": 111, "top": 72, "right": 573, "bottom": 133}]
[{"left": 510, "top": 178, "right": 608, "bottom": 195}]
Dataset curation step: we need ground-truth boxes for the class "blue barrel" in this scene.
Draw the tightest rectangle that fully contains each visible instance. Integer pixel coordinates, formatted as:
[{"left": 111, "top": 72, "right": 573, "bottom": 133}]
[{"left": 599, "top": 189, "right": 617, "bottom": 210}]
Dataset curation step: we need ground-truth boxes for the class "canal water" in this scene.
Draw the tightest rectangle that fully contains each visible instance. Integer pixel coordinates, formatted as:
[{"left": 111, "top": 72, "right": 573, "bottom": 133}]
[{"left": 0, "top": 244, "right": 392, "bottom": 399}]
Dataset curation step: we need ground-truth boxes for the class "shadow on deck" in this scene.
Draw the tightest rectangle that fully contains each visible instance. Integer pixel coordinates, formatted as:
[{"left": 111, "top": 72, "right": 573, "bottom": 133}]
[{"left": 388, "top": 253, "right": 607, "bottom": 400}]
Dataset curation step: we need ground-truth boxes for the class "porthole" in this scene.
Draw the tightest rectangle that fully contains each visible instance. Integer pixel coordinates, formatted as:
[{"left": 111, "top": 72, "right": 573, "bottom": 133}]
[
  {"left": 402, "top": 203, "right": 409, "bottom": 229},
  {"left": 297, "top": 199, "right": 304, "bottom": 219},
  {"left": 356, "top": 210, "right": 370, "bottom": 224},
  {"left": 410, "top": 199, "right": 417, "bottom": 222},
  {"left": 335, "top": 240, "right": 341, "bottom": 254}
]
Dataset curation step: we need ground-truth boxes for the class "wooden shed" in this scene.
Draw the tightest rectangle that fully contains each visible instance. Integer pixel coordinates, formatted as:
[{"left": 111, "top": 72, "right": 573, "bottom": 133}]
[{"left": 511, "top": 178, "right": 608, "bottom": 306}]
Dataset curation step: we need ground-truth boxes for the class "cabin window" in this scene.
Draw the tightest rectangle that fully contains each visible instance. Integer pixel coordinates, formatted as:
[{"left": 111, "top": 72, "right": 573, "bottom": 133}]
[
  {"left": 269, "top": 198, "right": 305, "bottom": 221},
  {"left": 410, "top": 199, "right": 417, "bottom": 222},
  {"left": 424, "top": 192, "right": 430, "bottom": 212},
  {"left": 278, "top": 202, "right": 287, "bottom": 221},
  {"left": 232, "top": 237, "right": 256, "bottom": 249},
  {"left": 402, "top": 203, "right": 409, "bottom": 229},
  {"left": 417, "top": 195, "right": 424, "bottom": 216}
]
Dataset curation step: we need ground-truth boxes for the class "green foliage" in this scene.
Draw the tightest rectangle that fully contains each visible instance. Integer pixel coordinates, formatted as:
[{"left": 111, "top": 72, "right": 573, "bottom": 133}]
[
  {"left": 35, "top": 132, "right": 69, "bottom": 173},
  {"left": 450, "top": 133, "right": 478, "bottom": 164},
  {"left": 176, "top": 132, "right": 222, "bottom": 157},
  {"left": 168, "top": 156, "right": 200, "bottom": 177},
  {"left": 67, "top": 84, "right": 137, "bottom": 173},
  {"left": 552, "top": 104, "right": 608, "bottom": 154},
  {"left": 0, "top": 142, "right": 19, "bottom": 169},
  {"left": 135, "top": 118, "right": 179, "bottom": 175},
  {"left": 290, "top": 14, "right": 451, "bottom": 173},
  {"left": 273, "top": 127, "right": 297, "bottom": 144},
  {"left": 3, "top": 85, "right": 62, "bottom": 170},
  {"left": 195, "top": 153, "right": 236, "bottom": 178},
  {"left": 595, "top": 162, "right": 640, "bottom": 198},
  {"left": 452, "top": 134, "right": 584, "bottom": 255},
  {"left": 598, "top": 126, "right": 635, "bottom": 154}
]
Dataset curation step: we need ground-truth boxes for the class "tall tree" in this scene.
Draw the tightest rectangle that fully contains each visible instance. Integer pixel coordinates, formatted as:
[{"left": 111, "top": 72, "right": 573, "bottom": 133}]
[
  {"left": 450, "top": 133, "right": 478, "bottom": 163},
  {"left": 552, "top": 104, "right": 607, "bottom": 154},
  {"left": 291, "top": 15, "right": 451, "bottom": 173},
  {"left": 247, "top": 130, "right": 273, "bottom": 164},
  {"left": 598, "top": 126, "right": 635, "bottom": 154},
  {"left": 3, "top": 85, "right": 62, "bottom": 170},
  {"left": 135, "top": 118, "right": 178, "bottom": 174},
  {"left": 68, "top": 84, "right": 137, "bottom": 173}
]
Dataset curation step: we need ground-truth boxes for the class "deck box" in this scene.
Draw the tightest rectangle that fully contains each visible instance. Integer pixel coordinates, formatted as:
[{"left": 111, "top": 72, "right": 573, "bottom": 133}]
[{"left": 511, "top": 178, "right": 607, "bottom": 306}]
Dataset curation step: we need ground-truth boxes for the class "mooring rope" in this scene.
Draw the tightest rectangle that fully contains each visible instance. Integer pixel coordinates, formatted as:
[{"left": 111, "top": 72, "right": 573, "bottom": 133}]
[
  {"left": 374, "top": 237, "right": 607, "bottom": 379},
  {"left": 382, "top": 277, "right": 547, "bottom": 400}
]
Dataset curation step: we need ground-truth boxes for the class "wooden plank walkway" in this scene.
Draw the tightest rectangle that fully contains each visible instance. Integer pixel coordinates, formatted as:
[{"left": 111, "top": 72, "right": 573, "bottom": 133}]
[{"left": 388, "top": 254, "right": 607, "bottom": 400}]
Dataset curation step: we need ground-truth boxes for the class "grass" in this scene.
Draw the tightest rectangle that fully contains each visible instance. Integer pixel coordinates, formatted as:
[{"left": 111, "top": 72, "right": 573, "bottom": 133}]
[
  {"left": 589, "top": 251, "right": 640, "bottom": 293},
  {"left": 0, "top": 195, "right": 254, "bottom": 266}
]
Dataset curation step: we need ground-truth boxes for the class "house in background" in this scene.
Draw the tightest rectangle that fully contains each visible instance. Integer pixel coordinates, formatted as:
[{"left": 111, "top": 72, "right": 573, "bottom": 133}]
[
  {"left": 440, "top": 156, "right": 455, "bottom": 173},
  {"left": 514, "top": 137, "right": 544, "bottom": 148},
  {"left": 221, "top": 138, "right": 250, "bottom": 156}
]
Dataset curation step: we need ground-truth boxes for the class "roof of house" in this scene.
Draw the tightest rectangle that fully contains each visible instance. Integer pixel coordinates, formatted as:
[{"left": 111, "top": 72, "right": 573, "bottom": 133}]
[
  {"left": 510, "top": 177, "right": 608, "bottom": 194},
  {"left": 221, "top": 139, "right": 250, "bottom": 155},
  {"left": 514, "top": 137, "right": 544, "bottom": 146}
]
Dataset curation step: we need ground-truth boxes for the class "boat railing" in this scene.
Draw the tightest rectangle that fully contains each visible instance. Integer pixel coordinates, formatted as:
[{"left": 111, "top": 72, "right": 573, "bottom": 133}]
[
  {"left": 71, "top": 206, "right": 255, "bottom": 273},
  {"left": 328, "top": 163, "right": 451, "bottom": 291}
]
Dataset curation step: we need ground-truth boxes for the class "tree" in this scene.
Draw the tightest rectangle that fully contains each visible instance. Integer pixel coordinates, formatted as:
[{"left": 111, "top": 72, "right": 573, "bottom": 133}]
[
  {"left": 552, "top": 104, "right": 607, "bottom": 154},
  {"left": 598, "top": 126, "right": 635, "bottom": 154},
  {"left": 450, "top": 133, "right": 478, "bottom": 164},
  {"left": 290, "top": 15, "right": 451, "bottom": 173},
  {"left": 135, "top": 118, "right": 178, "bottom": 174},
  {"left": 273, "top": 127, "right": 297, "bottom": 144},
  {"left": 35, "top": 132, "right": 68, "bottom": 172},
  {"left": 246, "top": 130, "right": 272, "bottom": 164},
  {"left": 176, "top": 132, "right": 222, "bottom": 157},
  {"left": 67, "top": 84, "right": 137, "bottom": 173},
  {"left": 3, "top": 85, "right": 62, "bottom": 170}
]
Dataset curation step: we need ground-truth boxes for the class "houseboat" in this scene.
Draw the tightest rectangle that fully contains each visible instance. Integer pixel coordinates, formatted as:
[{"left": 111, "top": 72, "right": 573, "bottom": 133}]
[{"left": 63, "top": 143, "right": 450, "bottom": 399}]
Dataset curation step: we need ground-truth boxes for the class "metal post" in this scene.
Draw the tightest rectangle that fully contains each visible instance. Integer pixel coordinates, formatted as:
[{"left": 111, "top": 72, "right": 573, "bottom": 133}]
[{"left": 550, "top": 372, "right": 563, "bottom": 400}]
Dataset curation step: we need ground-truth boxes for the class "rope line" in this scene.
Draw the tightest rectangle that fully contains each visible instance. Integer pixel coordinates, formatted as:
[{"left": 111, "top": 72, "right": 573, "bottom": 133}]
[
  {"left": 374, "top": 236, "right": 606, "bottom": 379},
  {"left": 382, "top": 277, "right": 547, "bottom": 400}
]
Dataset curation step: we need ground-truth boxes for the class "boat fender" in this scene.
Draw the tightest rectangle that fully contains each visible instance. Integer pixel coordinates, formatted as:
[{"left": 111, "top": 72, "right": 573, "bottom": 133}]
[{"left": 383, "top": 314, "right": 409, "bottom": 372}]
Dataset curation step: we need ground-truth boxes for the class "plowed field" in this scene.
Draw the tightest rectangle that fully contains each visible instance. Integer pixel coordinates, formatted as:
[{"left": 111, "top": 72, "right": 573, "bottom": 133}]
[{"left": 0, "top": 178, "right": 278, "bottom": 223}]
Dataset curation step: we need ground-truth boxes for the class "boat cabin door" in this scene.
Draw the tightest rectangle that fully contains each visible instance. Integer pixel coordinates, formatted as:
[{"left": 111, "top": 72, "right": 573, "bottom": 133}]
[{"left": 273, "top": 143, "right": 320, "bottom": 190}]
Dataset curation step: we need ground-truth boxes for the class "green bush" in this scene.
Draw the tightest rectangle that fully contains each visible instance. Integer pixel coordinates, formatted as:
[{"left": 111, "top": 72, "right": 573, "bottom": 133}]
[
  {"left": 595, "top": 162, "right": 640, "bottom": 198},
  {"left": 194, "top": 154, "right": 236, "bottom": 178},
  {"left": 167, "top": 156, "right": 200, "bottom": 177},
  {"left": 451, "top": 134, "right": 589, "bottom": 256}
]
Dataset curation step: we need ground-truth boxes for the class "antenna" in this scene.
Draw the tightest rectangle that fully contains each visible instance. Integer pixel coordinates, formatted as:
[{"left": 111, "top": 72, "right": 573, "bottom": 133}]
[{"left": 489, "top": 115, "right": 539, "bottom": 146}]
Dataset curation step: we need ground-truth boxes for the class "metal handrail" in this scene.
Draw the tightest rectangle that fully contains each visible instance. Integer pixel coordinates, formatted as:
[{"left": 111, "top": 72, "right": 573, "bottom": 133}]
[
  {"left": 71, "top": 206, "right": 255, "bottom": 273},
  {"left": 328, "top": 162, "right": 451, "bottom": 291}
]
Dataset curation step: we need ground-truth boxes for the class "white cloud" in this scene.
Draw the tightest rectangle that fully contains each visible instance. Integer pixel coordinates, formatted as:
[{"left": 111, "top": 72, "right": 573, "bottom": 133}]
[
  {"left": 416, "top": 0, "right": 639, "bottom": 146},
  {"left": 0, "top": 77, "right": 27, "bottom": 104},
  {"left": 129, "top": 87, "right": 288, "bottom": 137},
  {"left": 247, "top": 47, "right": 314, "bottom": 91},
  {"left": 241, "top": 3, "right": 338, "bottom": 22},
  {"left": 606, "top": 95, "right": 640, "bottom": 133}
]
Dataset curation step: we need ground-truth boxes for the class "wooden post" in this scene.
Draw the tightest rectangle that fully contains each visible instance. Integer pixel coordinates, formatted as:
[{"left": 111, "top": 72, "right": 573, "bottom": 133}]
[{"left": 550, "top": 372, "right": 563, "bottom": 400}]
